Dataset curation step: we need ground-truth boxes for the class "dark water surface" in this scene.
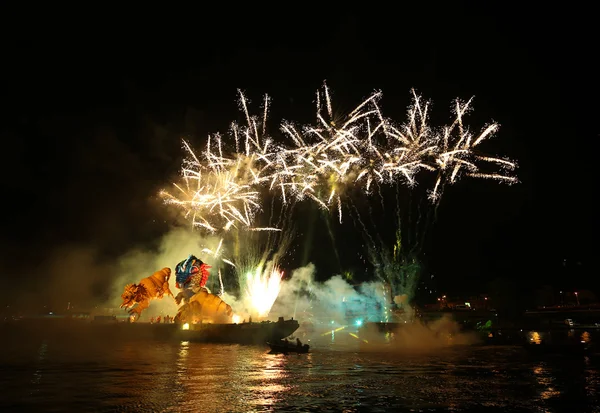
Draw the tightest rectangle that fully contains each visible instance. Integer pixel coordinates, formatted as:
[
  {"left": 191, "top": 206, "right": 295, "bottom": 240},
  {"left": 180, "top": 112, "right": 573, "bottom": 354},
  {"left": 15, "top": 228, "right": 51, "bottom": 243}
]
[{"left": 1, "top": 332, "right": 599, "bottom": 412}]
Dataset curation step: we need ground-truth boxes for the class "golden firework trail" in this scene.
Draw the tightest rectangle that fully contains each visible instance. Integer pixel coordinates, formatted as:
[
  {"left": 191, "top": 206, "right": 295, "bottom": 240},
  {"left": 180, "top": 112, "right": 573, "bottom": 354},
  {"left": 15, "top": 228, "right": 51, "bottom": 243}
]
[{"left": 161, "top": 83, "right": 518, "bottom": 231}]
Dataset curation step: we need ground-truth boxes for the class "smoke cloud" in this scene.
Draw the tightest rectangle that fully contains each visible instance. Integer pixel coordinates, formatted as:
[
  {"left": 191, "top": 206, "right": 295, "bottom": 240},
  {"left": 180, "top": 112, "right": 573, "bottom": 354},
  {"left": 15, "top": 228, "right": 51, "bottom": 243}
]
[
  {"left": 25, "top": 228, "right": 224, "bottom": 319},
  {"left": 270, "top": 263, "right": 389, "bottom": 323},
  {"left": 18, "top": 227, "right": 478, "bottom": 353},
  {"left": 268, "top": 264, "right": 479, "bottom": 352},
  {"left": 353, "top": 315, "right": 481, "bottom": 353}
]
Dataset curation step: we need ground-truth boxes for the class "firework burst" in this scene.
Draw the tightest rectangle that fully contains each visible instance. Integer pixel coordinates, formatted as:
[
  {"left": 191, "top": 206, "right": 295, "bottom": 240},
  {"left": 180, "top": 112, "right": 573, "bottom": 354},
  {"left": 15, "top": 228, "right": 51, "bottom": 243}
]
[
  {"left": 427, "top": 97, "right": 518, "bottom": 201},
  {"left": 159, "top": 90, "right": 285, "bottom": 233},
  {"left": 162, "top": 83, "right": 517, "bottom": 231},
  {"left": 159, "top": 83, "right": 518, "bottom": 315},
  {"left": 159, "top": 140, "right": 266, "bottom": 233},
  {"left": 279, "top": 82, "right": 392, "bottom": 222}
]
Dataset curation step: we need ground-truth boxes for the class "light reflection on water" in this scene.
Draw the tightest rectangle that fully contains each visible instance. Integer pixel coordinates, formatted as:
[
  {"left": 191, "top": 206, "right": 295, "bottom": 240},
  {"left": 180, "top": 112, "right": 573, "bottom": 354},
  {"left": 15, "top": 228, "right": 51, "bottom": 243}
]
[{"left": 1, "top": 334, "right": 600, "bottom": 412}]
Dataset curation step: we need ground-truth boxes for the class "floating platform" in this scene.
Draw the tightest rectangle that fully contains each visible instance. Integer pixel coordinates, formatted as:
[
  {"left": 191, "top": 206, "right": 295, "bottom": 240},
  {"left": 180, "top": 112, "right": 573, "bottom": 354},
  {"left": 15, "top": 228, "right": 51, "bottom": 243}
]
[
  {"left": 2, "top": 317, "right": 300, "bottom": 345},
  {"left": 180, "top": 318, "right": 300, "bottom": 344}
]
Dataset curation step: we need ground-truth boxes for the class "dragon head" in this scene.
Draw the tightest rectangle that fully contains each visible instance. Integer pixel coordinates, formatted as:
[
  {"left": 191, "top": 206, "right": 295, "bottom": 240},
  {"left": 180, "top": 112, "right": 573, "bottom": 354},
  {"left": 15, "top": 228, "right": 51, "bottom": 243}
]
[
  {"left": 175, "top": 255, "right": 211, "bottom": 289},
  {"left": 120, "top": 284, "right": 138, "bottom": 309}
]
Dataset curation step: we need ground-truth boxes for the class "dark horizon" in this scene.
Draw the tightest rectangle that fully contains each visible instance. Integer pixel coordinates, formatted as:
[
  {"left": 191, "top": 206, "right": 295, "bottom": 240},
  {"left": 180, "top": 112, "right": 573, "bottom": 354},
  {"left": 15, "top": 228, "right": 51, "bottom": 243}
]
[{"left": 0, "top": 5, "right": 596, "bottom": 309}]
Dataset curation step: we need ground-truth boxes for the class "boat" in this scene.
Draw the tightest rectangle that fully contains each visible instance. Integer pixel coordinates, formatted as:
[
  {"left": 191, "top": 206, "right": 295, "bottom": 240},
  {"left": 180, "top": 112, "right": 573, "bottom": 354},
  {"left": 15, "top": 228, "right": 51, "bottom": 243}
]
[
  {"left": 4, "top": 316, "right": 300, "bottom": 345},
  {"left": 267, "top": 340, "right": 310, "bottom": 354}
]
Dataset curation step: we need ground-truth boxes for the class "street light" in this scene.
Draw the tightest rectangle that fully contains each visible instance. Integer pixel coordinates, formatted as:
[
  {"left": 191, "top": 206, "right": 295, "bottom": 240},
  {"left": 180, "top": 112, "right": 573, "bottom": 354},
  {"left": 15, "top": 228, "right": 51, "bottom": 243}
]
[{"left": 575, "top": 291, "right": 580, "bottom": 306}]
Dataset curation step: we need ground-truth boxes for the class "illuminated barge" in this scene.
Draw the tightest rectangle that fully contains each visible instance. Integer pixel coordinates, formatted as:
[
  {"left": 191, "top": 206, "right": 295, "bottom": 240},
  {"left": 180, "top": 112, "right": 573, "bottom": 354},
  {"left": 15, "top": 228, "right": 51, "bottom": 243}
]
[{"left": 6, "top": 316, "right": 299, "bottom": 345}]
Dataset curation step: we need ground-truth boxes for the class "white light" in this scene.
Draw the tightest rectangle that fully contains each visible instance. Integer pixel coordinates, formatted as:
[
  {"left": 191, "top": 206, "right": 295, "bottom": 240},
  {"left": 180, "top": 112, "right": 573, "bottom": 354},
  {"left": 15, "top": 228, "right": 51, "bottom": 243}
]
[{"left": 182, "top": 323, "right": 190, "bottom": 330}]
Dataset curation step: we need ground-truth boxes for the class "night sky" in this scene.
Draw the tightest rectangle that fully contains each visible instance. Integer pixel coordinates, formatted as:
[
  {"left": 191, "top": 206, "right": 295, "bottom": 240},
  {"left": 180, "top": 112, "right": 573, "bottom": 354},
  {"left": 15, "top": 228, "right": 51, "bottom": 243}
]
[{"left": 1, "top": 4, "right": 596, "bottom": 306}]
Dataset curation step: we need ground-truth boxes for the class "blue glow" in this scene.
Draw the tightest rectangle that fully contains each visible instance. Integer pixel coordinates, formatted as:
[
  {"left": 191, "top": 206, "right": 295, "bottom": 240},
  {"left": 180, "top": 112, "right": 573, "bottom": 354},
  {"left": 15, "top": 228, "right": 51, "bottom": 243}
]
[{"left": 355, "top": 319, "right": 363, "bottom": 327}]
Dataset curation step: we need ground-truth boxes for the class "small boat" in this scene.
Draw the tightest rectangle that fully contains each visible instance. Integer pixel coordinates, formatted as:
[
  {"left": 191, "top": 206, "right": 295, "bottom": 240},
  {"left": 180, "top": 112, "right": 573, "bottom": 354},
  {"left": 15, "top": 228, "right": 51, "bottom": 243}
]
[{"left": 268, "top": 340, "right": 310, "bottom": 354}]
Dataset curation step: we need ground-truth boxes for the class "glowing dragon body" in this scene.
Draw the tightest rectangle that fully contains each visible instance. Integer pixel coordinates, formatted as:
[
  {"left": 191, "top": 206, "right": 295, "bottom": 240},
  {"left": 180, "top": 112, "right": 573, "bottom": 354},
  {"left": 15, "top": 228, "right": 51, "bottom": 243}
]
[
  {"left": 173, "top": 255, "right": 233, "bottom": 323},
  {"left": 120, "top": 268, "right": 174, "bottom": 318},
  {"left": 175, "top": 289, "right": 234, "bottom": 324},
  {"left": 119, "top": 257, "right": 234, "bottom": 323}
]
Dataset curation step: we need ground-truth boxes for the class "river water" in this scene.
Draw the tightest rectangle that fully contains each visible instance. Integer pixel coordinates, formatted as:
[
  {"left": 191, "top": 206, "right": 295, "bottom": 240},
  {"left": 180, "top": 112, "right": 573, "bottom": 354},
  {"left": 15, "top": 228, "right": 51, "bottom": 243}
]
[{"left": 1, "top": 329, "right": 599, "bottom": 412}]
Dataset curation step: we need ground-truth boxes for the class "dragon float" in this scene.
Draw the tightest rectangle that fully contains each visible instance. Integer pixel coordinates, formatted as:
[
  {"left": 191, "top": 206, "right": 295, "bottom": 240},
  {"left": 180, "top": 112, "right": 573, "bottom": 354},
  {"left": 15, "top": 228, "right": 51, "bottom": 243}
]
[
  {"left": 120, "top": 255, "right": 233, "bottom": 324},
  {"left": 174, "top": 254, "right": 211, "bottom": 305},
  {"left": 173, "top": 255, "right": 233, "bottom": 324},
  {"left": 120, "top": 267, "right": 174, "bottom": 318}
]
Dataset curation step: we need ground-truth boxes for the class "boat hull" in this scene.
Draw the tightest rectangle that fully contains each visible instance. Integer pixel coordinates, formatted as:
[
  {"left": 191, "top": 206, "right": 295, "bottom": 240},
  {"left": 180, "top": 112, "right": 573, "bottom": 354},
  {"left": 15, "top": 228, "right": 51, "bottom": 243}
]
[
  {"left": 181, "top": 320, "right": 300, "bottom": 344},
  {"left": 2, "top": 318, "right": 300, "bottom": 345},
  {"left": 268, "top": 342, "right": 310, "bottom": 354}
]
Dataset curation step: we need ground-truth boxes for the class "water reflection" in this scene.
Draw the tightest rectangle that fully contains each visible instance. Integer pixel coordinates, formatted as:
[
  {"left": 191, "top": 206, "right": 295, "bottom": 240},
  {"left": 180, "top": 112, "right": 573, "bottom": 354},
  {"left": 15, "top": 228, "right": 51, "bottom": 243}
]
[
  {"left": 530, "top": 355, "right": 600, "bottom": 412},
  {"left": 305, "top": 353, "right": 314, "bottom": 375},
  {"left": 248, "top": 354, "right": 290, "bottom": 408},
  {"left": 533, "top": 364, "right": 561, "bottom": 400},
  {"left": 2, "top": 335, "right": 600, "bottom": 412},
  {"left": 171, "top": 340, "right": 189, "bottom": 407},
  {"left": 30, "top": 340, "right": 47, "bottom": 395},
  {"left": 584, "top": 356, "right": 600, "bottom": 397}
]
